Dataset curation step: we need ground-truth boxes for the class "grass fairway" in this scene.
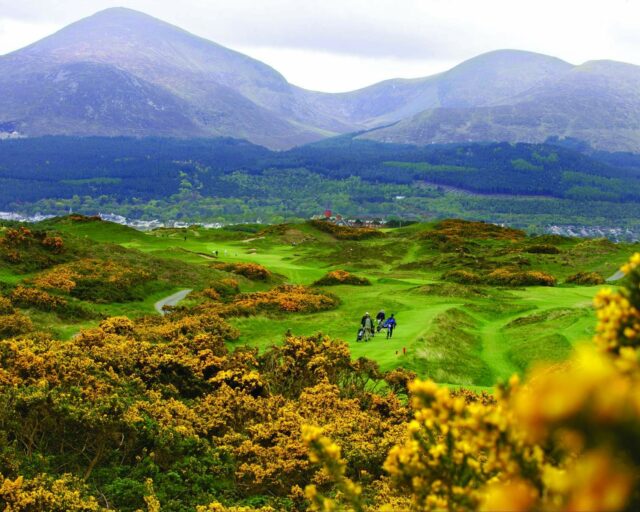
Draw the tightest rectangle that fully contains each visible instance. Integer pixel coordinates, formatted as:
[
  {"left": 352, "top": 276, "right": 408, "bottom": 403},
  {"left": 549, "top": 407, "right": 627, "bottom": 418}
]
[{"left": 21, "top": 217, "right": 640, "bottom": 389}]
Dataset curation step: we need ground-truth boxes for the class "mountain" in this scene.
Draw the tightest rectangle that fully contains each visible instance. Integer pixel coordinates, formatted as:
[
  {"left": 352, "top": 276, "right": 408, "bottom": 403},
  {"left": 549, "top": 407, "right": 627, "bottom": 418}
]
[
  {"left": 305, "top": 50, "right": 572, "bottom": 127},
  {"left": 0, "top": 7, "right": 354, "bottom": 148},
  {"left": 359, "top": 59, "right": 640, "bottom": 152},
  {"left": 2, "top": 8, "right": 640, "bottom": 151}
]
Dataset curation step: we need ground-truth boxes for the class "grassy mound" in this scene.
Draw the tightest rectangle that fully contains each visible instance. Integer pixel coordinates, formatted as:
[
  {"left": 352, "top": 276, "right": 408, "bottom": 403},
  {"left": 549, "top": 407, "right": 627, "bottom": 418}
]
[
  {"left": 308, "top": 220, "right": 385, "bottom": 240},
  {"left": 415, "top": 283, "right": 489, "bottom": 298},
  {"left": 501, "top": 308, "right": 588, "bottom": 371},
  {"left": 524, "top": 244, "right": 561, "bottom": 254},
  {"left": 419, "top": 219, "right": 525, "bottom": 242}
]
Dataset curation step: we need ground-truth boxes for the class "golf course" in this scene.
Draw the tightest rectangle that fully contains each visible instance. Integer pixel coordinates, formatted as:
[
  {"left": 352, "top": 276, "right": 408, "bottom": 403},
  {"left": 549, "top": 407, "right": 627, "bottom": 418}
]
[{"left": 5, "top": 215, "right": 632, "bottom": 390}]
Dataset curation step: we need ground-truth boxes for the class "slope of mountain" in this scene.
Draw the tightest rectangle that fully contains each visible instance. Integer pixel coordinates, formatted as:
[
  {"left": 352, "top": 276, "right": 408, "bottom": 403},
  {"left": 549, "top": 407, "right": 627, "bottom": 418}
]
[{"left": 360, "top": 59, "right": 640, "bottom": 152}]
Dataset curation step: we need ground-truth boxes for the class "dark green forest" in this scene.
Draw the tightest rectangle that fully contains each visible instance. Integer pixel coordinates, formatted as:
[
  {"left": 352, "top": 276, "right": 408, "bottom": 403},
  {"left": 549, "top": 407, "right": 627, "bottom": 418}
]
[{"left": 2, "top": 135, "right": 640, "bottom": 229}]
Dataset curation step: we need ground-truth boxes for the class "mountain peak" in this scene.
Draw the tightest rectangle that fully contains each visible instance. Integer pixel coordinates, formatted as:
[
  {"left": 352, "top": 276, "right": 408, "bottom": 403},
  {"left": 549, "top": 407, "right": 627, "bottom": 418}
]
[
  {"left": 71, "top": 6, "right": 181, "bottom": 31},
  {"left": 448, "top": 49, "right": 572, "bottom": 74},
  {"left": 89, "top": 6, "right": 150, "bottom": 17}
]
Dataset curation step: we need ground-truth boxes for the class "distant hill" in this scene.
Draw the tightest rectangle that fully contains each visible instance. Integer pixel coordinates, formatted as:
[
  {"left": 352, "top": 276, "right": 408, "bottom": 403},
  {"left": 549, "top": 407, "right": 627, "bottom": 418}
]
[
  {"left": 360, "top": 60, "right": 640, "bottom": 152},
  {"left": 2, "top": 8, "right": 640, "bottom": 151},
  {"left": 306, "top": 50, "right": 572, "bottom": 128}
]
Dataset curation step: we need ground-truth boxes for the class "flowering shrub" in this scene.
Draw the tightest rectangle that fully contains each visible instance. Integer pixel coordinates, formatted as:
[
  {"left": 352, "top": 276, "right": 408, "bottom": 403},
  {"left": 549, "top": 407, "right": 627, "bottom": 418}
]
[
  {"left": 0, "top": 311, "right": 33, "bottom": 338},
  {"left": 442, "top": 269, "right": 483, "bottom": 285},
  {"left": 444, "top": 268, "right": 556, "bottom": 287},
  {"left": 218, "top": 285, "right": 339, "bottom": 316},
  {"left": 0, "top": 474, "right": 104, "bottom": 511},
  {"left": 0, "top": 296, "right": 14, "bottom": 315},
  {"left": 198, "top": 278, "right": 241, "bottom": 302},
  {"left": 313, "top": 270, "right": 371, "bottom": 286},
  {"left": 41, "top": 236, "right": 65, "bottom": 254},
  {"left": 486, "top": 268, "right": 556, "bottom": 287},
  {"left": 213, "top": 262, "right": 272, "bottom": 281},
  {"left": 11, "top": 285, "right": 67, "bottom": 311},
  {"left": 0, "top": 227, "right": 66, "bottom": 269},
  {"left": 2, "top": 227, "right": 35, "bottom": 246},
  {"left": 31, "top": 258, "right": 155, "bottom": 302},
  {"left": 565, "top": 271, "right": 605, "bottom": 285}
]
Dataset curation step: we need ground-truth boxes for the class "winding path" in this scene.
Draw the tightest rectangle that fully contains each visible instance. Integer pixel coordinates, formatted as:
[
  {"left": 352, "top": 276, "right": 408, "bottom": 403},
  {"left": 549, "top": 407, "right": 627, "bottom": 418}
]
[
  {"left": 606, "top": 270, "right": 625, "bottom": 282},
  {"left": 154, "top": 289, "right": 192, "bottom": 315}
]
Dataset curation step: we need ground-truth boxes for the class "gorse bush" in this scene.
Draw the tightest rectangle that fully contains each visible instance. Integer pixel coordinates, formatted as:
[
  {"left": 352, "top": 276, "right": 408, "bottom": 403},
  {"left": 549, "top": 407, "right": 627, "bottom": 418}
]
[
  {"left": 193, "top": 283, "right": 339, "bottom": 317},
  {"left": 0, "top": 311, "right": 33, "bottom": 338},
  {"left": 442, "top": 269, "right": 483, "bottom": 285},
  {"left": 313, "top": 270, "right": 371, "bottom": 286},
  {"left": 485, "top": 268, "right": 556, "bottom": 287},
  {"left": 213, "top": 262, "right": 272, "bottom": 281},
  {"left": 565, "top": 271, "right": 605, "bottom": 285},
  {"left": 31, "top": 258, "right": 155, "bottom": 302},
  {"left": 0, "top": 474, "right": 104, "bottom": 511},
  {"left": 443, "top": 268, "right": 557, "bottom": 287},
  {"left": 0, "top": 306, "right": 399, "bottom": 511},
  {"left": 0, "top": 227, "right": 67, "bottom": 270},
  {"left": 217, "top": 285, "right": 340, "bottom": 316},
  {"left": 11, "top": 285, "right": 67, "bottom": 311}
]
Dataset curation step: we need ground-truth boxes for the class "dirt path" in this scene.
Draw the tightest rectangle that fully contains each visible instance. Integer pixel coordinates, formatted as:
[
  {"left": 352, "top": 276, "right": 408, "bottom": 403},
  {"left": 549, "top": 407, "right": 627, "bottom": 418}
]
[
  {"left": 607, "top": 270, "right": 625, "bottom": 282},
  {"left": 155, "top": 289, "right": 192, "bottom": 315}
]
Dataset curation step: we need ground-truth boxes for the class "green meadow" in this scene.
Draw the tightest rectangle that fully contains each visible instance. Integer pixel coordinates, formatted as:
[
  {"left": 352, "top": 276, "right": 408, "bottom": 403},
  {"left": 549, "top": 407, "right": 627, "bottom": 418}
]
[{"left": 5, "top": 216, "right": 636, "bottom": 390}]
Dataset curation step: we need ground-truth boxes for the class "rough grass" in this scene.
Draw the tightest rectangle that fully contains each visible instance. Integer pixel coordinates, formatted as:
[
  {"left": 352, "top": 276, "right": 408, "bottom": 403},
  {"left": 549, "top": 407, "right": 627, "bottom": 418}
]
[{"left": 413, "top": 308, "right": 494, "bottom": 386}]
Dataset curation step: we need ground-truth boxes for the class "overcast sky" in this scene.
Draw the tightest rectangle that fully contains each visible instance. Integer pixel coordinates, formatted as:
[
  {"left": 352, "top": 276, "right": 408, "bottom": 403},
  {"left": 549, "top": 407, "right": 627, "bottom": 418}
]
[{"left": 0, "top": 0, "right": 639, "bottom": 92}]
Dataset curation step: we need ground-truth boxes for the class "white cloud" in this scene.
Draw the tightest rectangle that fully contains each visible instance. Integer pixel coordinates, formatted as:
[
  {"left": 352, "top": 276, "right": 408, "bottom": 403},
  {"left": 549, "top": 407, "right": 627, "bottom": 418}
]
[
  {"left": 0, "top": 18, "right": 59, "bottom": 53},
  {"left": 234, "top": 46, "right": 456, "bottom": 92},
  {"left": 0, "top": 0, "right": 639, "bottom": 91}
]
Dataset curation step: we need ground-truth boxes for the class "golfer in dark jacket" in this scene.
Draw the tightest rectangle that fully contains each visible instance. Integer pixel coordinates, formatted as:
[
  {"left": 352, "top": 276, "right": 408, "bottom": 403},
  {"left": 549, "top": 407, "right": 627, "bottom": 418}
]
[{"left": 361, "top": 312, "right": 374, "bottom": 342}]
